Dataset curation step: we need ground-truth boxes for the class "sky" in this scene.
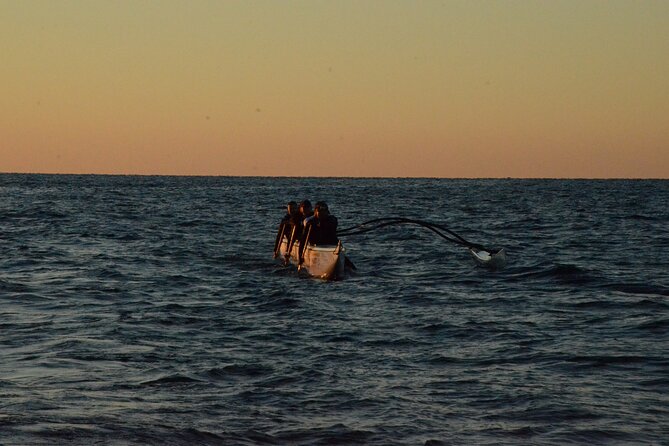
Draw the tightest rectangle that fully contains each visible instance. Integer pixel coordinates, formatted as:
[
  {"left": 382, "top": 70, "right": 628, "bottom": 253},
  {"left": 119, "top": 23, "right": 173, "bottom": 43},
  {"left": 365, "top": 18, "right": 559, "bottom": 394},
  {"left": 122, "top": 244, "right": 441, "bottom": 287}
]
[{"left": 1, "top": 0, "right": 668, "bottom": 178}]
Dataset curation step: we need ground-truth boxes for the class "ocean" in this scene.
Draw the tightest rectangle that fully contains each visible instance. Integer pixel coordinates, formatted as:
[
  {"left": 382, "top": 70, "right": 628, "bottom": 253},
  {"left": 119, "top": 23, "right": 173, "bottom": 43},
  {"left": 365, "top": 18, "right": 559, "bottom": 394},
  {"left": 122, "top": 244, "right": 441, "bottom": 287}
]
[{"left": 1, "top": 174, "right": 667, "bottom": 445}]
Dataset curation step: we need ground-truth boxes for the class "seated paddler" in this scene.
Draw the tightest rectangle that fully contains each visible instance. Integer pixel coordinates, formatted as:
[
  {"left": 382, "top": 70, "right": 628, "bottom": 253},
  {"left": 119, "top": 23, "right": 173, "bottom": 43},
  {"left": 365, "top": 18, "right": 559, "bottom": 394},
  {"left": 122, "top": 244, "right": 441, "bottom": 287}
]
[
  {"left": 285, "top": 199, "right": 312, "bottom": 261},
  {"left": 273, "top": 201, "right": 299, "bottom": 258},
  {"left": 298, "top": 201, "right": 338, "bottom": 266}
]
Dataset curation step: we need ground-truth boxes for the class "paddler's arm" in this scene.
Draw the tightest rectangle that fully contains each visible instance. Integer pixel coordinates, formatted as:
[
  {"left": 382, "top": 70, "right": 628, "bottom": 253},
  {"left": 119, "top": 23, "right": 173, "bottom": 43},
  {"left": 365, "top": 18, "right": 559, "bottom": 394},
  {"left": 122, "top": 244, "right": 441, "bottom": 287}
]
[
  {"left": 285, "top": 225, "right": 297, "bottom": 263},
  {"left": 273, "top": 221, "right": 286, "bottom": 258},
  {"left": 298, "top": 224, "right": 312, "bottom": 265}
]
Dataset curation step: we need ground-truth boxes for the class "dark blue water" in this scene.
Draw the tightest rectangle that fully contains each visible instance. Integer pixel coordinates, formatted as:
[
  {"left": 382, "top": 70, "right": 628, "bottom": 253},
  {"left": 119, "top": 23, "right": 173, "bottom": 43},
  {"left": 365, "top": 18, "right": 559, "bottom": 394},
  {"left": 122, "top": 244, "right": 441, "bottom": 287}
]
[{"left": 1, "top": 174, "right": 668, "bottom": 445}]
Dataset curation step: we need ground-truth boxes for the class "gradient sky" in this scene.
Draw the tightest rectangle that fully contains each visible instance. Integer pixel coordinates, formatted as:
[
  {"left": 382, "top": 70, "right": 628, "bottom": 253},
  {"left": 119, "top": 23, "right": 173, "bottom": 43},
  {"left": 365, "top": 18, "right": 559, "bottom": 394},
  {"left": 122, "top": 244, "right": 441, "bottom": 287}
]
[{"left": 2, "top": 0, "right": 668, "bottom": 177}]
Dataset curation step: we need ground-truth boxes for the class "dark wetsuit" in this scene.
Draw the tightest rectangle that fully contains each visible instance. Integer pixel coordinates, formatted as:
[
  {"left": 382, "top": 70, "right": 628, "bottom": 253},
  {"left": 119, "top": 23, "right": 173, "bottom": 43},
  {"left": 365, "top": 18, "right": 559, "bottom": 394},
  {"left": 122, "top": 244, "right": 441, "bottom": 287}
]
[
  {"left": 311, "top": 215, "right": 338, "bottom": 245},
  {"left": 299, "top": 214, "right": 338, "bottom": 263}
]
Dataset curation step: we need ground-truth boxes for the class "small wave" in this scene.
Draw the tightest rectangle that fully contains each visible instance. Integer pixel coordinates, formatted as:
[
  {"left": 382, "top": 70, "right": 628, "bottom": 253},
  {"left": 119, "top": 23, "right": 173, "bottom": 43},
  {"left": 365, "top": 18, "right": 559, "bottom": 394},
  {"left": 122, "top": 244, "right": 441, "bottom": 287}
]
[
  {"left": 3, "top": 209, "right": 68, "bottom": 220},
  {"left": 149, "top": 315, "right": 209, "bottom": 327},
  {"left": 176, "top": 219, "right": 209, "bottom": 227},
  {"left": 96, "top": 268, "right": 126, "bottom": 280},
  {"left": 635, "top": 318, "right": 669, "bottom": 334},
  {"left": 320, "top": 334, "right": 357, "bottom": 343},
  {"left": 638, "top": 377, "right": 669, "bottom": 387},
  {"left": 140, "top": 374, "right": 204, "bottom": 387},
  {"left": 362, "top": 337, "right": 424, "bottom": 347},
  {"left": 212, "top": 429, "right": 278, "bottom": 445},
  {"left": 4, "top": 258, "right": 40, "bottom": 268},
  {"left": 256, "top": 375, "right": 300, "bottom": 389},
  {"left": 424, "top": 440, "right": 449, "bottom": 446},
  {"left": 550, "top": 264, "right": 597, "bottom": 284},
  {"left": 171, "top": 428, "right": 229, "bottom": 444},
  {"left": 163, "top": 274, "right": 198, "bottom": 286},
  {"left": 573, "top": 297, "right": 669, "bottom": 311},
  {"left": 114, "top": 233, "right": 141, "bottom": 241},
  {"left": 604, "top": 282, "right": 669, "bottom": 297},
  {"left": 155, "top": 303, "right": 188, "bottom": 311},
  {"left": 550, "top": 427, "right": 638, "bottom": 444},
  {"left": 427, "top": 354, "right": 461, "bottom": 365},
  {"left": 0, "top": 279, "right": 30, "bottom": 292},
  {"left": 500, "top": 404, "right": 601, "bottom": 423},
  {"left": 625, "top": 214, "right": 658, "bottom": 221},
  {"left": 506, "top": 263, "right": 601, "bottom": 287},
  {"left": 206, "top": 364, "right": 274, "bottom": 380},
  {"left": 274, "top": 423, "right": 376, "bottom": 445},
  {"left": 418, "top": 322, "right": 456, "bottom": 333},
  {"left": 2, "top": 422, "right": 111, "bottom": 444},
  {"left": 0, "top": 379, "right": 17, "bottom": 388},
  {"left": 257, "top": 297, "right": 301, "bottom": 310},
  {"left": 505, "top": 426, "right": 542, "bottom": 438},
  {"left": 566, "top": 355, "right": 649, "bottom": 368},
  {"left": 5, "top": 292, "right": 54, "bottom": 302}
]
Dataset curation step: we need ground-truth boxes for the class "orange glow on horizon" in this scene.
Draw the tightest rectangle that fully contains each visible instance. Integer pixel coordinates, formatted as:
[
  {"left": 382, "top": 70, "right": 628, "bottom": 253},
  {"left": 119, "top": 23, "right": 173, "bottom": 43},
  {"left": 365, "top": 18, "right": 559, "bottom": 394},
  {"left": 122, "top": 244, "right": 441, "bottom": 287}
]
[{"left": 2, "top": 1, "right": 668, "bottom": 178}]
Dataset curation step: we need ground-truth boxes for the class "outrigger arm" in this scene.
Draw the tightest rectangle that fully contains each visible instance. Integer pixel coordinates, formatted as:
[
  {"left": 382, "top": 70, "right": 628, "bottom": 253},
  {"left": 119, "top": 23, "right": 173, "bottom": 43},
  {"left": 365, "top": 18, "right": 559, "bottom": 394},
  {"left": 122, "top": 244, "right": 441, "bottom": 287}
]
[{"left": 337, "top": 217, "right": 507, "bottom": 269}]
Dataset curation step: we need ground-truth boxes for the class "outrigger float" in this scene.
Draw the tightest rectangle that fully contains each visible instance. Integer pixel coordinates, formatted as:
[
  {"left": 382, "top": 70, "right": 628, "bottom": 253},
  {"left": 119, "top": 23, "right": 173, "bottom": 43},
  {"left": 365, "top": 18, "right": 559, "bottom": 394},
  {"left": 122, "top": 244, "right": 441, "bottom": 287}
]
[
  {"left": 469, "top": 247, "right": 507, "bottom": 269},
  {"left": 276, "top": 217, "right": 506, "bottom": 280}
]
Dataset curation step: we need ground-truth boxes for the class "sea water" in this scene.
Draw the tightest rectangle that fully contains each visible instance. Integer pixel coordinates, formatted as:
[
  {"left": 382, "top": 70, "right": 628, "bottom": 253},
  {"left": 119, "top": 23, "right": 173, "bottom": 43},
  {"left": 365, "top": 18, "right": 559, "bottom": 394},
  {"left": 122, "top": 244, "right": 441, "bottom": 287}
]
[{"left": 1, "top": 175, "right": 667, "bottom": 445}]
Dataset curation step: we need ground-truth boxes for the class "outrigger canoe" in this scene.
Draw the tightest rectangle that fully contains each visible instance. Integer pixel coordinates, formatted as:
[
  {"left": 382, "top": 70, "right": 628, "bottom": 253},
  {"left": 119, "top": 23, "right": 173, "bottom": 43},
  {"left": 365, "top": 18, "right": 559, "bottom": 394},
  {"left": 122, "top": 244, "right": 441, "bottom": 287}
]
[{"left": 279, "top": 238, "right": 346, "bottom": 280}]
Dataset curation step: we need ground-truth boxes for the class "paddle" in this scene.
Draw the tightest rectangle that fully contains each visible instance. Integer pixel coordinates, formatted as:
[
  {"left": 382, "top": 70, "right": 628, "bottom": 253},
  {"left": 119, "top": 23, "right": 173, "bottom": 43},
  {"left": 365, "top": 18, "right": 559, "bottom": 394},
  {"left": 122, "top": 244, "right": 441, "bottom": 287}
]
[
  {"left": 344, "top": 256, "right": 357, "bottom": 271},
  {"left": 272, "top": 221, "right": 286, "bottom": 258},
  {"left": 283, "top": 225, "right": 298, "bottom": 266},
  {"left": 297, "top": 224, "right": 312, "bottom": 271}
]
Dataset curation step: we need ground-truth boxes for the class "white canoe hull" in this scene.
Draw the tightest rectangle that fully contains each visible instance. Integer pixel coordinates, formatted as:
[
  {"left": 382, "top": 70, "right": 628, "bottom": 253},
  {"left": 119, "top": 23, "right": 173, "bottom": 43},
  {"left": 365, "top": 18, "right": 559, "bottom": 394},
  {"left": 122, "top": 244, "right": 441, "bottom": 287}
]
[
  {"left": 279, "top": 238, "right": 346, "bottom": 280},
  {"left": 469, "top": 248, "right": 507, "bottom": 269}
]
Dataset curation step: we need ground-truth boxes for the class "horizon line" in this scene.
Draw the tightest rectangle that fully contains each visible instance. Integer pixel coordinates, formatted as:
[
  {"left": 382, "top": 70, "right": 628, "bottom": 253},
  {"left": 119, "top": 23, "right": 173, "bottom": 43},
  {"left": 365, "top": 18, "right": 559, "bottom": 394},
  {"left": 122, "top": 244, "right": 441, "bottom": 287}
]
[{"left": 1, "top": 171, "right": 667, "bottom": 180}]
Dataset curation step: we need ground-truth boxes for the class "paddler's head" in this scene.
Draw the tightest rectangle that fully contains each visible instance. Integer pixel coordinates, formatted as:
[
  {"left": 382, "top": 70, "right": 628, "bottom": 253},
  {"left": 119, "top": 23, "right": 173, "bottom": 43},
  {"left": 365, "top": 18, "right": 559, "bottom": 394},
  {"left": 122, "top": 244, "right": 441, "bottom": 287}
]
[
  {"left": 314, "top": 201, "right": 329, "bottom": 218},
  {"left": 287, "top": 201, "right": 298, "bottom": 215},
  {"left": 299, "top": 200, "right": 312, "bottom": 217}
]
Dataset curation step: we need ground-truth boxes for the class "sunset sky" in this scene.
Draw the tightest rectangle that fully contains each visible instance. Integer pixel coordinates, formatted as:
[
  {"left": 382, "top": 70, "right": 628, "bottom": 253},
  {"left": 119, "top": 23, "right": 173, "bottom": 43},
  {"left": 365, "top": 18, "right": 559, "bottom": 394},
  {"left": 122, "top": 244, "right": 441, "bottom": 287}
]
[{"left": 2, "top": 0, "right": 667, "bottom": 177}]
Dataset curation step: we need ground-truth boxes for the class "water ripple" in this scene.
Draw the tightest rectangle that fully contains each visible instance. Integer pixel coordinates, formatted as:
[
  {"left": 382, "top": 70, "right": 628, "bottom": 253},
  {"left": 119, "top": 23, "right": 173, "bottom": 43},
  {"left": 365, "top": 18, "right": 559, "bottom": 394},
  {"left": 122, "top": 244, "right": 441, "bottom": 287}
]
[{"left": 0, "top": 175, "right": 667, "bottom": 445}]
